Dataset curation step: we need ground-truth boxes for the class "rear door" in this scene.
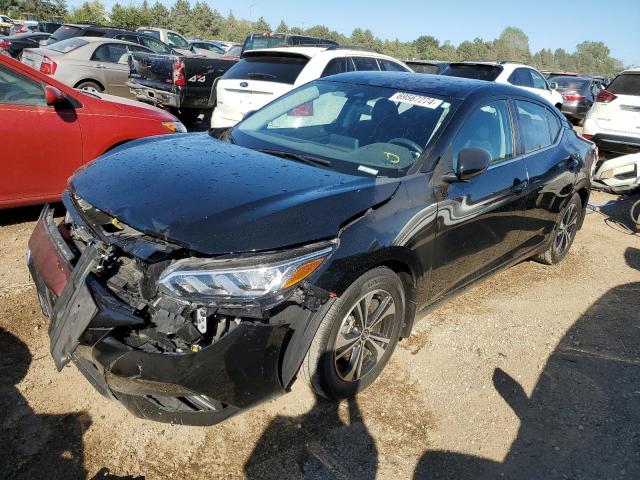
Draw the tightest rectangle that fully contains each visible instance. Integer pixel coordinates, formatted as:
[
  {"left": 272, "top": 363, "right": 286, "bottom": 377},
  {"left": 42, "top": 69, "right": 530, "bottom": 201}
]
[
  {"left": 593, "top": 72, "right": 640, "bottom": 135},
  {"left": 0, "top": 64, "right": 82, "bottom": 206},
  {"left": 512, "top": 99, "right": 576, "bottom": 255},
  {"left": 217, "top": 53, "right": 309, "bottom": 123},
  {"left": 90, "top": 43, "right": 129, "bottom": 97},
  {"left": 430, "top": 98, "right": 528, "bottom": 298}
]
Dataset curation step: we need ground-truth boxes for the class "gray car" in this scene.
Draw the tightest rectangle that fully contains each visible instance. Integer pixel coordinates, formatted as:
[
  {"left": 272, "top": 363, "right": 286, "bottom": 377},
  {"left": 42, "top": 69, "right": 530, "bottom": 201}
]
[{"left": 21, "top": 37, "right": 153, "bottom": 97}]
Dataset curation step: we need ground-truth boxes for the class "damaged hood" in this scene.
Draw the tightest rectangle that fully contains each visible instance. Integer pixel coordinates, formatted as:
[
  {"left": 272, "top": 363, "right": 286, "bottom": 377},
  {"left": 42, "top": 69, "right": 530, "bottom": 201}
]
[{"left": 69, "top": 133, "right": 401, "bottom": 255}]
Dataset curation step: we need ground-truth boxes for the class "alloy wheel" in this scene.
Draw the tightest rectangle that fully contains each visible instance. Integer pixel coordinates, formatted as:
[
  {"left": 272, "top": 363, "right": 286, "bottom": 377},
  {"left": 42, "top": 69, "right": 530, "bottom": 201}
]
[
  {"left": 554, "top": 203, "right": 578, "bottom": 255},
  {"left": 81, "top": 86, "right": 100, "bottom": 93},
  {"left": 333, "top": 289, "right": 396, "bottom": 382}
]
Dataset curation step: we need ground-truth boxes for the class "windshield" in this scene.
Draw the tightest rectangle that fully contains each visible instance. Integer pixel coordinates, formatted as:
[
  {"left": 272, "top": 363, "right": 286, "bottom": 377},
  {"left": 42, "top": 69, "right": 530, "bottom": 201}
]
[
  {"left": 442, "top": 64, "right": 502, "bottom": 81},
  {"left": 233, "top": 80, "right": 454, "bottom": 177},
  {"left": 50, "top": 25, "right": 82, "bottom": 42},
  {"left": 48, "top": 37, "right": 87, "bottom": 53},
  {"left": 549, "top": 77, "right": 588, "bottom": 90}
]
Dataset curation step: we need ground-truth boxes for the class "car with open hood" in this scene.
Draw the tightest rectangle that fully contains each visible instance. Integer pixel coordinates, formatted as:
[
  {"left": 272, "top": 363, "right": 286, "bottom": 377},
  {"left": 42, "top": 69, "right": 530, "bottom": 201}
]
[{"left": 28, "top": 72, "right": 594, "bottom": 425}]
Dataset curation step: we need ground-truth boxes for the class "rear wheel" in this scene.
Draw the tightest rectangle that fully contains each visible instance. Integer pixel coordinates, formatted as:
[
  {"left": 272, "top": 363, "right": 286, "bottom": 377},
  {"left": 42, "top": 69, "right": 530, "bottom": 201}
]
[
  {"left": 533, "top": 193, "right": 583, "bottom": 265},
  {"left": 75, "top": 81, "right": 103, "bottom": 94},
  {"left": 300, "top": 267, "right": 405, "bottom": 399}
]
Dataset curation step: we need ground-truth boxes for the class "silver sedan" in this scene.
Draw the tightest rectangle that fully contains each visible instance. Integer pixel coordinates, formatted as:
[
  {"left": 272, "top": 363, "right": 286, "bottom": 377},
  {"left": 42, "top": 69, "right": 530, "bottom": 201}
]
[{"left": 21, "top": 37, "right": 153, "bottom": 98}]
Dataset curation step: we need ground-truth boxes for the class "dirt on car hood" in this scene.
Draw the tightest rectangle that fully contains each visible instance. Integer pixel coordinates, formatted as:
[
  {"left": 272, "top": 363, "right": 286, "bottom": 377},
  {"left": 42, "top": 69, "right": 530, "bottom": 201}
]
[{"left": 69, "top": 133, "right": 401, "bottom": 255}]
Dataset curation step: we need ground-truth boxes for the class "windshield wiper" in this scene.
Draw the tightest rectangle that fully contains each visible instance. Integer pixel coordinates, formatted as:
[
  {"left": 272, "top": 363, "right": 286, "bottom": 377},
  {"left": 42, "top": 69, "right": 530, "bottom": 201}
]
[{"left": 257, "top": 148, "right": 332, "bottom": 168}]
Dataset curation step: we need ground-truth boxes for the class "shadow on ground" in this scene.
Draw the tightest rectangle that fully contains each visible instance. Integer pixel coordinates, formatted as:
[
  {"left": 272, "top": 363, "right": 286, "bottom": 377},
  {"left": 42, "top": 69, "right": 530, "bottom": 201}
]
[
  {"left": 0, "top": 327, "right": 143, "bottom": 479},
  {"left": 587, "top": 191, "right": 640, "bottom": 234},
  {"left": 414, "top": 247, "right": 640, "bottom": 479}
]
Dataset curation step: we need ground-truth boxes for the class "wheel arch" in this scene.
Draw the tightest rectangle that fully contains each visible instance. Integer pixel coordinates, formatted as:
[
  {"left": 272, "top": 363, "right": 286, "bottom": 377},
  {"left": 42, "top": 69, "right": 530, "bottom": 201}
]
[
  {"left": 73, "top": 78, "right": 105, "bottom": 91},
  {"left": 373, "top": 258, "right": 418, "bottom": 339}
]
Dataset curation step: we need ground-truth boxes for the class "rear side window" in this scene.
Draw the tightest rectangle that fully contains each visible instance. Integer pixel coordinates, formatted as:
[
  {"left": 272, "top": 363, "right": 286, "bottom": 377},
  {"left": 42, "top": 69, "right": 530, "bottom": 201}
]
[
  {"left": 452, "top": 100, "right": 514, "bottom": 165},
  {"left": 379, "top": 59, "right": 408, "bottom": 72},
  {"left": 140, "top": 36, "right": 172, "bottom": 54},
  {"left": 516, "top": 100, "right": 553, "bottom": 153},
  {"left": 50, "top": 25, "right": 83, "bottom": 42},
  {"left": 321, "top": 57, "right": 353, "bottom": 77},
  {"left": 352, "top": 56, "right": 380, "bottom": 72},
  {"left": 443, "top": 64, "right": 503, "bottom": 81},
  {"left": 48, "top": 37, "right": 88, "bottom": 53},
  {"left": 607, "top": 74, "right": 640, "bottom": 96},
  {"left": 546, "top": 109, "right": 562, "bottom": 142},
  {"left": 223, "top": 55, "right": 309, "bottom": 84},
  {"left": 92, "top": 43, "right": 128, "bottom": 64}
]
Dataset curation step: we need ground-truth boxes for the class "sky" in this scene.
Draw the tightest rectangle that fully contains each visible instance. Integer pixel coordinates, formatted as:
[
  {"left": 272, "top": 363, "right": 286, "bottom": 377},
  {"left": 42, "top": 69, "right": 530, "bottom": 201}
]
[{"left": 80, "top": 0, "right": 640, "bottom": 66}]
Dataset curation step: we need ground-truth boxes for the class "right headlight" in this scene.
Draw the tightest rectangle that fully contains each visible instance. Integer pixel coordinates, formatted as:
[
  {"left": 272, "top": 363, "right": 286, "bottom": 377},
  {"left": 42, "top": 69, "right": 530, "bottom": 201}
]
[{"left": 157, "top": 242, "right": 336, "bottom": 305}]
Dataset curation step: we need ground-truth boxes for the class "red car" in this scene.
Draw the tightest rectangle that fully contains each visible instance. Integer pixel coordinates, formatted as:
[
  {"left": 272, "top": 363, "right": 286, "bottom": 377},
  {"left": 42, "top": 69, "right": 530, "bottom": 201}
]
[{"left": 0, "top": 54, "right": 186, "bottom": 209}]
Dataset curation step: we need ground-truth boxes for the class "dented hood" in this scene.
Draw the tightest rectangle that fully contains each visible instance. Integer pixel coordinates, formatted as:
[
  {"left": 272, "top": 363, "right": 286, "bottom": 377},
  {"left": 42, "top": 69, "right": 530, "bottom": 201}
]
[{"left": 69, "top": 133, "right": 400, "bottom": 255}]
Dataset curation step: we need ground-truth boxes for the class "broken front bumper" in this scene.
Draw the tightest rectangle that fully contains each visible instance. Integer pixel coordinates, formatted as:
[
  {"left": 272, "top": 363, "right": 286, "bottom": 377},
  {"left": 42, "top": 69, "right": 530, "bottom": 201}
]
[{"left": 27, "top": 205, "right": 291, "bottom": 426}]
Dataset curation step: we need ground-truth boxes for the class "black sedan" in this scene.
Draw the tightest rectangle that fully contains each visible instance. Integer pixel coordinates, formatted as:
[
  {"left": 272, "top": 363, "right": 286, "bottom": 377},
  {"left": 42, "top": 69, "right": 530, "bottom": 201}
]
[
  {"left": 28, "top": 72, "right": 595, "bottom": 425},
  {"left": 0, "top": 31, "right": 50, "bottom": 59},
  {"left": 549, "top": 75, "right": 603, "bottom": 122}
]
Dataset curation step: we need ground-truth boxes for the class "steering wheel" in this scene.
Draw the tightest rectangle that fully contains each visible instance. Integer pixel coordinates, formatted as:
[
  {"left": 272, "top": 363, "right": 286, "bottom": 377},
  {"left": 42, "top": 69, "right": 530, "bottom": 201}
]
[{"left": 387, "top": 138, "right": 423, "bottom": 156}]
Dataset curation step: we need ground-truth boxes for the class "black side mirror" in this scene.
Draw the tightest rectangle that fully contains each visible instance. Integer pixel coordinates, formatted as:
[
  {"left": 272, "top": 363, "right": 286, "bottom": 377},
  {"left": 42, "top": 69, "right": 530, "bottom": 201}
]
[{"left": 455, "top": 147, "right": 492, "bottom": 181}]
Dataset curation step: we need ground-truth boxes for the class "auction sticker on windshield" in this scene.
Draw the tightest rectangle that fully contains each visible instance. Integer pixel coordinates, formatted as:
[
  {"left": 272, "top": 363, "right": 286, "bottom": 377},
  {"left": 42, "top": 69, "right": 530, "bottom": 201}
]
[{"left": 389, "top": 92, "right": 443, "bottom": 109}]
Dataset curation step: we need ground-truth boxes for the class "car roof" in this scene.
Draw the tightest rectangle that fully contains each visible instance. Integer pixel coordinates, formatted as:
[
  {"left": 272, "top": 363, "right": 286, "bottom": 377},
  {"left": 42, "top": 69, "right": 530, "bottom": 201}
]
[
  {"left": 621, "top": 68, "right": 640, "bottom": 74},
  {"left": 243, "top": 46, "right": 403, "bottom": 61},
  {"left": 322, "top": 71, "right": 546, "bottom": 101}
]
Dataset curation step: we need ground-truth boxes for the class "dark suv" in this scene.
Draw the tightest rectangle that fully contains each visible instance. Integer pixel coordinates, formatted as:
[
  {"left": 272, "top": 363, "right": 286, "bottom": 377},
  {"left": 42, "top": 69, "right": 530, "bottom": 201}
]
[
  {"left": 46, "top": 24, "right": 174, "bottom": 54},
  {"left": 28, "top": 72, "right": 594, "bottom": 426}
]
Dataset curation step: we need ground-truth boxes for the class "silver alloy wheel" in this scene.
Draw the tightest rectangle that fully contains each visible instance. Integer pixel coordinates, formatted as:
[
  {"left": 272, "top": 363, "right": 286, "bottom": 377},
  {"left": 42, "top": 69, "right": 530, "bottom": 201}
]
[
  {"left": 81, "top": 86, "right": 100, "bottom": 93},
  {"left": 334, "top": 289, "right": 396, "bottom": 382},
  {"left": 554, "top": 203, "right": 578, "bottom": 255}
]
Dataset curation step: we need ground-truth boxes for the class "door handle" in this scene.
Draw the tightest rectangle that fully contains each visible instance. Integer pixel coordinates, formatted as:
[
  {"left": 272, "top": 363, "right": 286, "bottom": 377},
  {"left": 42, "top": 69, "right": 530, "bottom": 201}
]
[
  {"left": 96, "top": 64, "right": 105, "bottom": 69},
  {"left": 511, "top": 178, "right": 528, "bottom": 193}
]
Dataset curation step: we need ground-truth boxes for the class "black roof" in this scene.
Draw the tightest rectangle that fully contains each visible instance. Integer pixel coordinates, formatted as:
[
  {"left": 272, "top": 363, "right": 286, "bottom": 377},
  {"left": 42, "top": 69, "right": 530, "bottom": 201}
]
[{"left": 323, "top": 71, "right": 540, "bottom": 101}]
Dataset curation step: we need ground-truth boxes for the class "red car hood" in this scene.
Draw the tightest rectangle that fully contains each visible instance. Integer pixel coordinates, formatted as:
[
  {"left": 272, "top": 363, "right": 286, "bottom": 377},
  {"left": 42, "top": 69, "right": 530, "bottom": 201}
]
[{"left": 83, "top": 91, "right": 176, "bottom": 120}]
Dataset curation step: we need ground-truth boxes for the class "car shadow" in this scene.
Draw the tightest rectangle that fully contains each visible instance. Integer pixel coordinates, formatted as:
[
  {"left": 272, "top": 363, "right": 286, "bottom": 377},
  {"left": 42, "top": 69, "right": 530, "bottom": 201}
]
[
  {"left": 244, "top": 357, "right": 378, "bottom": 479},
  {"left": 587, "top": 191, "right": 640, "bottom": 233},
  {"left": 414, "top": 246, "right": 640, "bottom": 479},
  {"left": 0, "top": 202, "right": 63, "bottom": 227},
  {"left": 0, "top": 326, "right": 143, "bottom": 479}
]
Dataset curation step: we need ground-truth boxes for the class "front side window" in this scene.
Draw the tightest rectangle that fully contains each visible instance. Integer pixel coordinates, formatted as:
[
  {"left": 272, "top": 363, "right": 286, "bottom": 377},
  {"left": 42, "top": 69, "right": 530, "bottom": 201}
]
[
  {"left": 529, "top": 69, "right": 548, "bottom": 90},
  {"left": 508, "top": 68, "right": 532, "bottom": 87},
  {"left": 92, "top": 43, "right": 128, "bottom": 64},
  {"left": 452, "top": 100, "right": 514, "bottom": 165},
  {"left": 234, "top": 81, "right": 455, "bottom": 177},
  {"left": 167, "top": 32, "right": 190, "bottom": 50},
  {"left": 0, "top": 65, "right": 46, "bottom": 106},
  {"left": 516, "top": 100, "right": 553, "bottom": 153}
]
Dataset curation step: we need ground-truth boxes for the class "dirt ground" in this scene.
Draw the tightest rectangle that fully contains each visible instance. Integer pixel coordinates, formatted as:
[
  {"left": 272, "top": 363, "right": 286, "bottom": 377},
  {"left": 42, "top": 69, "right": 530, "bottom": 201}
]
[{"left": 1, "top": 191, "right": 639, "bottom": 480}]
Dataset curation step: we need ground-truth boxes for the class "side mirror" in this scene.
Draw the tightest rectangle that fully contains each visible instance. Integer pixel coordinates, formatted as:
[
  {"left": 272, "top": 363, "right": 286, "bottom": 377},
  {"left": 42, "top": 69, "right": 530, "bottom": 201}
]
[
  {"left": 455, "top": 147, "right": 492, "bottom": 181},
  {"left": 44, "top": 85, "right": 65, "bottom": 106},
  {"left": 549, "top": 82, "right": 558, "bottom": 90}
]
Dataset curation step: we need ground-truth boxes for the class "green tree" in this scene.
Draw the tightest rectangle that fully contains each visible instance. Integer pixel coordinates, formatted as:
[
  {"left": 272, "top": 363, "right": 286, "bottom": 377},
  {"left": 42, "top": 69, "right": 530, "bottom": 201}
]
[
  {"left": 148, "top": 1, "right": 169, "bottom": 28},
  {"left": 252, "top": 15, "right": 270, "bottom": 33},
  {"left": 65, "top": 0, "right": 106, "bottom": 24},
  {"left": 494, "top": 26, "right": 530, "bottom": 62},
  {"left": 190, "top": 1, "right": 223, "bottom": 38},
  {"left": 169, "top": 0, "right": 191, "bottom": 34},
  {"left": 275, "top": 19, "right": 288, "bottom": 33},
  {"left": 457, "top": 37, "right": 493, "bottom": 61},
  {"left": 412, "top": 35, "right": 439, "bottom": 59},
  {"left": 109, "top": 3, "right": 148, "bottom": 29}
]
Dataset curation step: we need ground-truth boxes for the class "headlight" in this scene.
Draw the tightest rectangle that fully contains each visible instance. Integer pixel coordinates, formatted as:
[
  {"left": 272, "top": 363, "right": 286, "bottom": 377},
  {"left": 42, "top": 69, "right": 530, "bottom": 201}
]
[
  {"left": 162, "top": 121, "right": 187, "bottom": 133},
  {"left": 158, "top": 242, "right": 335, "bottom": 305}
]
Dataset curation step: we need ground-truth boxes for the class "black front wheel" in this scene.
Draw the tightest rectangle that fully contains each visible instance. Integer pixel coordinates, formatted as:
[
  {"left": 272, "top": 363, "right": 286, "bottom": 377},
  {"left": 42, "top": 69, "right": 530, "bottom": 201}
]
[{"left": 300, "top": 267, "right": 405, "bottom": 399}]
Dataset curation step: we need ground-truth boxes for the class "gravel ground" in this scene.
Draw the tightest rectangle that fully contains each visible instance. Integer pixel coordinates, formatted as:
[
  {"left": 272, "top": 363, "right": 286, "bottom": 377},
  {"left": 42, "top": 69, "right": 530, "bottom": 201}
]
[{"left": 1, "top": 190, "right": 639, "bottom": 480}]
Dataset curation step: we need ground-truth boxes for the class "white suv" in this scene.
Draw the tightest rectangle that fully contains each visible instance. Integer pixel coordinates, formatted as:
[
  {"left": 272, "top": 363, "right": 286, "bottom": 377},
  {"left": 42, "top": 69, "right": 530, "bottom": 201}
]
[
  {"left": 583, "top": 69, "right": 640, "bottom": 155},
  {"left": 442, "top": 62, "right": 564, "bottom": 109},
  {"left": 211, "top": 47, "right": 411, "bottom": 129}
]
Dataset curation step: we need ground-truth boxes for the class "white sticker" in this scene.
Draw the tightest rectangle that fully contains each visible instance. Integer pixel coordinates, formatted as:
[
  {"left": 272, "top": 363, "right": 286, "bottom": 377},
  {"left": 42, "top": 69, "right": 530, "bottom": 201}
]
[
  {"left": 358, "top": 165, "right": 379, "bottom": 175},
  {"left": 389, "top": 92, "right": 443, "bottom": 109}
]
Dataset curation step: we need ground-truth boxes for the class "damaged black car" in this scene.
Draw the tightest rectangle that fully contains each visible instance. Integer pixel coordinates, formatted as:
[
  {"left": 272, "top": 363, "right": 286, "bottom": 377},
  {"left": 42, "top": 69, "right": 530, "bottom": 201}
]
[{"left": 28, "top": 72, "right": 595, "bottom": 425}]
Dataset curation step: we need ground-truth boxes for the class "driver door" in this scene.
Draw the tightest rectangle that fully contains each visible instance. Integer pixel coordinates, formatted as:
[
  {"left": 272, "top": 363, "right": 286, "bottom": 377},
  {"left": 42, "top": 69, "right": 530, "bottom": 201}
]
[
  {"left": 0, "top": 64, "right": 82, "bottom": 206},
  {"left": 430, "top": 99, "right": 529, "bottom": 298}
]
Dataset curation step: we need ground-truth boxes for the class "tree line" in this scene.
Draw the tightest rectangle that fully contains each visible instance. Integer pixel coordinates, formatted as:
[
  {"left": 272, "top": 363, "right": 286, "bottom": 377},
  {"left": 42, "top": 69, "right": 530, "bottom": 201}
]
[{"left": 3, "top": 0, "right": 624, "bottom": 76}]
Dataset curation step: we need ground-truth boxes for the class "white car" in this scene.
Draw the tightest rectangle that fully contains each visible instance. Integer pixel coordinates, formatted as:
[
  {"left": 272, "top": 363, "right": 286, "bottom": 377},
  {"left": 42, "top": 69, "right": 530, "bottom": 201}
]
[
  {"left": 442, "top": 61, "right": 564, "bottom": 109},
  {"left": 136, "top": 27, "right": 195, "bottom": 56},
  {"left": 211, "top": 47, "right": 412, "bottom": 129},
  {"left": 583, "top": 69, "right": 640, "bottom": 156}
]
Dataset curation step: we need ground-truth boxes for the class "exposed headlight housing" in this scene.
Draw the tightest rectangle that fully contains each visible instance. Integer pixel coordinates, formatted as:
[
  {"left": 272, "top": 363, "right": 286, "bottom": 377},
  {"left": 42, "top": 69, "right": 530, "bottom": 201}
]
[
  {"left": 162, "top": 121, "right": 187, "bottom": 133},
  {"left": 158, "top": 241, "right": 336, "bottom": 307}
]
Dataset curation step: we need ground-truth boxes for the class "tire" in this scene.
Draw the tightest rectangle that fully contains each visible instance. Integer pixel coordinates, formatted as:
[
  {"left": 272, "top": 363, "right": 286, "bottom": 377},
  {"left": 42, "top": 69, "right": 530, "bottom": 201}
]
[
  {"left": 533, "top": 193, "right": 583, "bottom": 265},
  {"left": 300, "top": 267, "right": 405, "bottom": 399},
  {"left": 75, "top": 81, "right": 103, "bottom": 94}
]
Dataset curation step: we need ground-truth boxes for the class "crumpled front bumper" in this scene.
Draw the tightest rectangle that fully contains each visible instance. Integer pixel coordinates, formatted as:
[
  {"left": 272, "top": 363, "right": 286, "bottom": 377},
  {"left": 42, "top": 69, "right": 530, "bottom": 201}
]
[{"left": 27, "top": 205, "right": 290, "bottom": 425}]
